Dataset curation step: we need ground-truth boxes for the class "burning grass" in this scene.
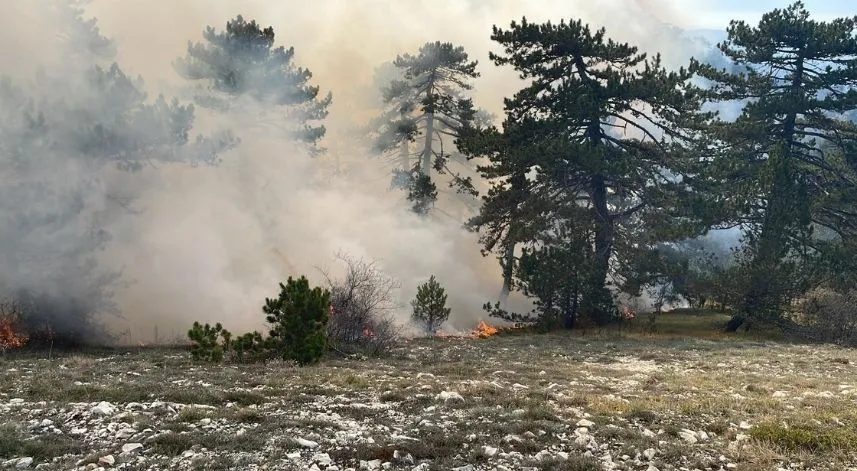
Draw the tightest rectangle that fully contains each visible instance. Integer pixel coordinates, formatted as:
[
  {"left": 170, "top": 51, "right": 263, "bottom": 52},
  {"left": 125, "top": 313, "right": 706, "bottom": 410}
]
[{"left": 1, "top": 311, "right": 856, "bottom": 470}]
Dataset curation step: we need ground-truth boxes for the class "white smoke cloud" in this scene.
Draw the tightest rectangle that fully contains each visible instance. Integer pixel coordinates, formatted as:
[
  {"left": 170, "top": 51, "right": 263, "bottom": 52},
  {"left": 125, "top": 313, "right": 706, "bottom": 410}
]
[{"left": 1, "top": 0, "right": 731, "bottom": 342}]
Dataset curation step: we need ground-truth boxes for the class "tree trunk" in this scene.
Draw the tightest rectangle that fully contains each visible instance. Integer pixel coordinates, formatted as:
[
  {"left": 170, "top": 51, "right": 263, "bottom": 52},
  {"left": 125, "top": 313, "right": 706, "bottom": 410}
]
[
  {"left": 499, "top": 237, "right": 515, "bottom": 307},
  {"left": 740, "top": 57, "right": 805, "bottom": 327},
  {"left": 563, "top": 280, "right": 579, "bottom": 330},
  {"left": 400, "top": 139, "right": 409, "bottom": 172},
  {"left": 421, "top": 112, "right": 434, "bottom": 176},
  {"left": 585, "top": 174, "right": 614, "bottom": 326}
]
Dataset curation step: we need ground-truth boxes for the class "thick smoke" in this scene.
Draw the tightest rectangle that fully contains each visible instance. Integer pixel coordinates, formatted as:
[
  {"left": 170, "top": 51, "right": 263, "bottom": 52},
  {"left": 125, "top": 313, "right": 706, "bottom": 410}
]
[{"left": 0, "top": 0, "right": 728, "bottom": 343}]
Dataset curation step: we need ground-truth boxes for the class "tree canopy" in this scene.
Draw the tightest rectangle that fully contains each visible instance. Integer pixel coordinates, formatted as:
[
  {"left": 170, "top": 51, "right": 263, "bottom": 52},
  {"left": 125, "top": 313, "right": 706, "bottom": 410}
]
[
  {"left": 371, "top": 41, "right": 480, "bottom": 214},
  {"left": 460, "top": 17, "right": 711, "bottom": 326},
  {"left": 695, "top": 1, "right": 857, "bottom": 328},
  {"left": 175, "top": 15, "right": 332, "bottom": 147}
]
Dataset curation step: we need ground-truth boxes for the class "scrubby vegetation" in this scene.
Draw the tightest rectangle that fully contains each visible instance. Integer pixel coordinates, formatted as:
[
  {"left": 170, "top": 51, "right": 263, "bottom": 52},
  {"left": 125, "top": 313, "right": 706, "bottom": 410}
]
[{"left": 187, "top": 276, "right": 331, "bottom": 366}]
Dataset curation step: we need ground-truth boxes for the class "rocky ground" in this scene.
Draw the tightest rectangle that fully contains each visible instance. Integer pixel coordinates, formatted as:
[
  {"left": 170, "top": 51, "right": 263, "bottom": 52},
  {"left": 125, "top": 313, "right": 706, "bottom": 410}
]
[{"left": 2, "top": 322, "right": 857, "bottom": 471}]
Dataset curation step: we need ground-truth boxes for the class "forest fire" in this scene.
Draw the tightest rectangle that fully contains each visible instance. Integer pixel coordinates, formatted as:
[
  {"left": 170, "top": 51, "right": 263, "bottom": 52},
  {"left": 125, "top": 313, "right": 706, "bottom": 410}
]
[
  {"left": 0, "top": 314, "right": 29, "bottom": 354},
  {"left": 472, "top": 319, "right": 499, "bottom": 338}
]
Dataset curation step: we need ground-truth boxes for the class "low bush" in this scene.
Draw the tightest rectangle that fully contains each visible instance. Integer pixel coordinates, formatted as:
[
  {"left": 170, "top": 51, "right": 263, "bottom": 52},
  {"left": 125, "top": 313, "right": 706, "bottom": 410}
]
[
  {"left": 795, "top": 288, "right": 857, "bottom": 346},
  {"left": 322, "top": 253, "right": 401, "bottom": 355},
  {"left": 187, "top": 275, "right": 331, "bottom": 366}
]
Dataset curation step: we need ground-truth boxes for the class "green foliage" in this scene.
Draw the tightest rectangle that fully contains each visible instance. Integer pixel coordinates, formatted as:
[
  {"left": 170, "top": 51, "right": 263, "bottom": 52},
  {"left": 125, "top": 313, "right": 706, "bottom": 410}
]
[
  {"left": 371, "top": 42, "right": 481, "bottom": 212},
  {"left": 175, "top": 15, "right": 331, "bottom": 146},
  {"left": 695, "top": 2, "right": 857, "bottom": 325},
  {"left": 263, "top": 276, "right": 331, "bottom": 365},
  {"left": 406, "top": 173, "right": 439, "bottom": 215},
  {"left": 187, "top": 322, "right": 231, "bottom": 362},
  {"left": 411, "top": 275, "right": 451, "bottom": 333},
  {"left": 459, "top": 17, "right": 709, "bottom": 327},
  {"left": 231, "top": 331, "right": 267, "bottom": 363}
]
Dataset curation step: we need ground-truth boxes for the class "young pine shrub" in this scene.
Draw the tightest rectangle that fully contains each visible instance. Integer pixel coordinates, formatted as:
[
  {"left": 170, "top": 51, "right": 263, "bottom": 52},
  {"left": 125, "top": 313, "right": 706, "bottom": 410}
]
[
  {"left": 230, "top": 331, "right": 267, "bottom": 363},
  {"left": 187, "top": 322, "right": 231, "bottom": 362},
  {"left": 411, "top": 275, "right": 451, "bottom": 334},
  {"left": 263, "top": 276, "right": 331, "bottom": 365}
]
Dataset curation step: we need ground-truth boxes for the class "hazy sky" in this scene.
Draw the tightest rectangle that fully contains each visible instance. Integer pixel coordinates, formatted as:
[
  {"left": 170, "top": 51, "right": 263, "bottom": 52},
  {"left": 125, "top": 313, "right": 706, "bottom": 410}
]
[{"left": 683, "top": 0, "right": 855, "bottom": 29}]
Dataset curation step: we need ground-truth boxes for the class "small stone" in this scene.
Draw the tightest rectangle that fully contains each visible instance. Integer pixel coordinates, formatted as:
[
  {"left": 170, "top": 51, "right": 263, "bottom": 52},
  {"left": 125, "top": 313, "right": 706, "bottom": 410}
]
[
  {"left": 90, "top": 401, "right": 116, "bottom": 416},
  {"left": 483, "top": 445, "right": 498, "bottom": 457},
  {"left": 98, "top": 455, "right": 115, "bottom": 467},
  {"left": 679, "top": 429, "right": 698, "bottom": 444},
  {"left": 313, "top": 452, "right": 332, "bottom": 466},
  {"left": 576, "top": 419, "right": 595, "bottom": 428},
  {"left": 643, "top": 448, "right": 656, "bottom": 460},
  {"left": 296, "top": 437, "right": 320, "bottom": 449},
  {"left": 9, "top": 398, "right": 24, "bottom": 404},
  {"left": 15, "top": 457, "right": 34, "bottom": 469},
  {"left": 772, "top": 390, "right": 788, "bottom": 398},
  {"left": 647, "top": 466, "right": 660, "bottom": 471},
  {"left": 739, "top": 421, "right": 752, "bottom": 430},
  {"left": 393, "top": 450, "right": 415, "bottom": 465},
  {"left": 451, "top": 466, "right": 474, "bottom": 471},
  {"left": 436, "top": 391, "right": 464, "bottom": 402},
  {"left": 121, "top": 443, "right": 143, "bottom": 454}
]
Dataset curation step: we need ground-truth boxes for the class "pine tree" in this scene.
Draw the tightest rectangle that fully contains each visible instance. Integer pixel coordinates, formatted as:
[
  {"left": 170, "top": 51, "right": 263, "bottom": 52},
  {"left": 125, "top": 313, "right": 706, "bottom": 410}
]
[
  {"left": 460, "top": 18, "right": 709, "bottom": 326},
  {"left": 411, "top": 275, "right": 451, "bottom": 333},
  {"left": 175, "top": 15, "right": 332, "bottom": 148},
  {"left": 372, "top": 42, "right": 480, "bottom": 213},
  {"left": 695, "top": 1, "right": 857, "bottom": 329},
  {"left": 263, "top": 276, "right": 331, "bottom": 365}
]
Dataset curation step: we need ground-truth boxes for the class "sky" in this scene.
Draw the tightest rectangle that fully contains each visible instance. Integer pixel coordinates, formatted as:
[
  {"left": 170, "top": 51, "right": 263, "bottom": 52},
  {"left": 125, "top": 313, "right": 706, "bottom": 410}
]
[{"left": 683, "top": 0, "right": 855, "bottom": 29}]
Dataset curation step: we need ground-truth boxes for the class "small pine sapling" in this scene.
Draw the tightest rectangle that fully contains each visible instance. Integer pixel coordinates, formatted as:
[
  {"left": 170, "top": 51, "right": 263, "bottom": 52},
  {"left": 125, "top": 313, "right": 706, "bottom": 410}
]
[
  {"left": 263, "top": 276, "right": 331, "bottom": 366},
  {"left": 411, "top": 275, "right": 451, "bottom": 333},
  {"left": 187, "top": 322, "right": 231, "bottom": 362}
]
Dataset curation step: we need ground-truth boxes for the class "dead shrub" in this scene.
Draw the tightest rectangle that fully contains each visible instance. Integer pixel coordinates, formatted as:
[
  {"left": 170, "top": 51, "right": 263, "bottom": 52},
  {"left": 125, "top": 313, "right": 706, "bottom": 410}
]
[
  {"left": 795, "top": 288, "right": 857, "bottom": 346},
  {"left": 320, "top": 252, "right": 401, "bottom": 355}
]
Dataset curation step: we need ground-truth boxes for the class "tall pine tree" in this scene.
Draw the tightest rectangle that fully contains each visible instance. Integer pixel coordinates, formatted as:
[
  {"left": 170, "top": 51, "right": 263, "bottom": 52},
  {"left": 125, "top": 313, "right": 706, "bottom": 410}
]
[
  {"left": 460, "top": 18, "right": 709, "bottom": 326},
  {"left": 695, "top": 1, "right": 857, "bottom": 330},
  {"left": 372, "top": 42, "right": 480, "bottom": 214}
]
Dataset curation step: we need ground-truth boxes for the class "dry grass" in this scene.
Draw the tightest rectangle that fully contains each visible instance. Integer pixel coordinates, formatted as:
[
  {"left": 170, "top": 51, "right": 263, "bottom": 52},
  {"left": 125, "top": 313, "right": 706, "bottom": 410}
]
[{"left": 1, "top": 311, "right": 856, "bottom": 470}]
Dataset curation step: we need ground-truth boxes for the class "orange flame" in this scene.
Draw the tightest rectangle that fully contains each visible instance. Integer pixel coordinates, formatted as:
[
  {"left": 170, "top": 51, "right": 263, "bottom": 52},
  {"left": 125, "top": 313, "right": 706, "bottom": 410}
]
[
  {"left": 0, "top": 314, "right": 29, "bottom": 353},
  {"left": 472, "top": 320, "right": 499, "bottom": 338}
]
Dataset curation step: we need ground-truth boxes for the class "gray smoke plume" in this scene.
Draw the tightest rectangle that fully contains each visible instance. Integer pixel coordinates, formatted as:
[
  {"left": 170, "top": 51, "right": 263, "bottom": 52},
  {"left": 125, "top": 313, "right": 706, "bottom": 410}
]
[{"left": 0, "top": 0, "right": 732, "bottom": 343}]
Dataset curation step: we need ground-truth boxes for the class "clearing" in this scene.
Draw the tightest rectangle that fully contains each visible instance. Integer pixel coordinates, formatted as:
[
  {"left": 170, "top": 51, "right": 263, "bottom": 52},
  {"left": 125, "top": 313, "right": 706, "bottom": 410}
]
[{"left": 1, "top": 312, "right": 857, "bottom": 471}]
